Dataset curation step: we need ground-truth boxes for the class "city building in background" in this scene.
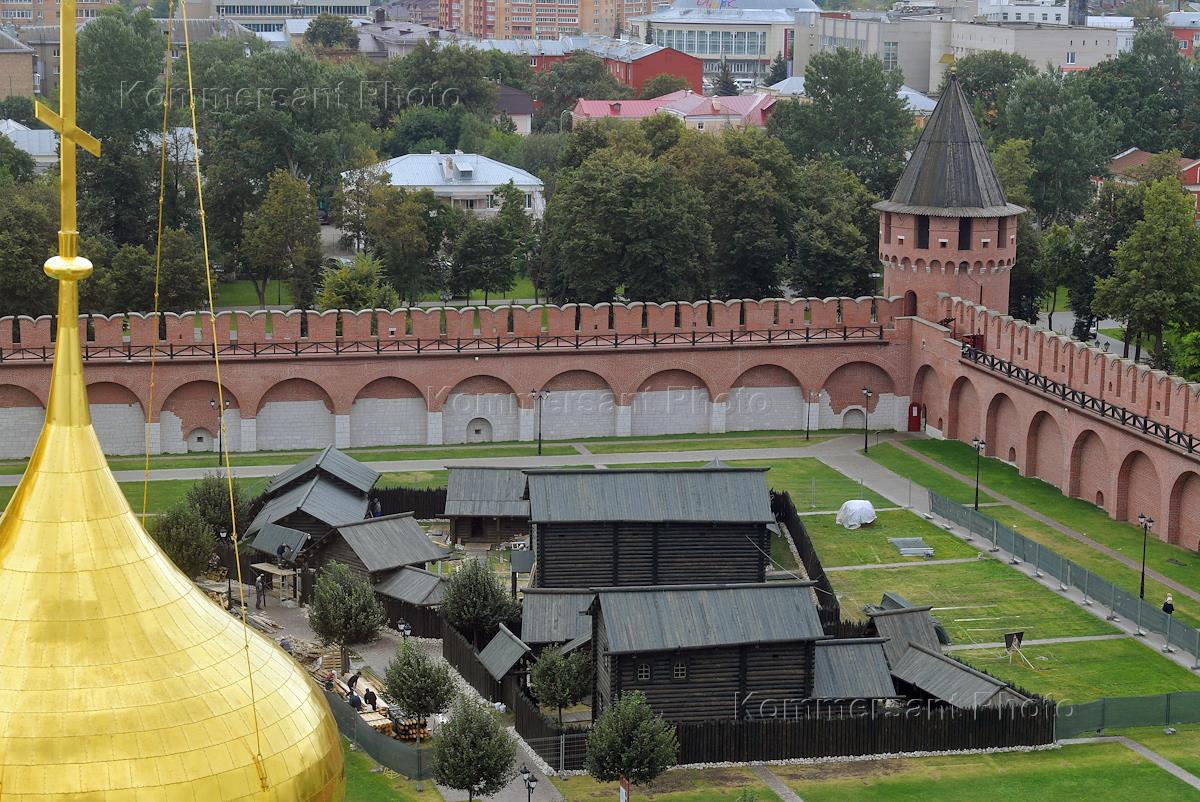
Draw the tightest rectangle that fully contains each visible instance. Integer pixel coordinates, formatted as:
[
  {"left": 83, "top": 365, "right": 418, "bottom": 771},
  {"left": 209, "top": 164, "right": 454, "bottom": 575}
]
[
  {"left": 439, "top": 0, "right": 648, "bottom": 39},
  {"left": 0, "top": 26, "right": 34, "bottom": 95},
  {"left": 350, "top": 150, "right": 547, "bottom": 217},
  {"left": 572, "top": 89, "right": 777, "bottom": 129},
  {"left": 0, "top": 0, "right": 115, "bottom": 28}
]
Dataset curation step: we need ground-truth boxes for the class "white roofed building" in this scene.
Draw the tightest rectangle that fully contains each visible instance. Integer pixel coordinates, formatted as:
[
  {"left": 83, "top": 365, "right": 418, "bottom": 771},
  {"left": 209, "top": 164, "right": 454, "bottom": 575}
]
[{"left": 0, "top": 119, "right": 56, "bottom": 172}]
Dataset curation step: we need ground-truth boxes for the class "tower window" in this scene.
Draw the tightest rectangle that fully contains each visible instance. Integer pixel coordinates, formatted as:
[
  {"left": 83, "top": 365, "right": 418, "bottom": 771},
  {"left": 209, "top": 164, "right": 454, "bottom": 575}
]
[
  {"left": 916, "top": 215, "right": 930, "bottom": 249},
  {"left": 998, "top": 216, "right": 1008, "bottom": 246},
  {"left": 958, "top": 217, "right": 972, "bottom": 250}
]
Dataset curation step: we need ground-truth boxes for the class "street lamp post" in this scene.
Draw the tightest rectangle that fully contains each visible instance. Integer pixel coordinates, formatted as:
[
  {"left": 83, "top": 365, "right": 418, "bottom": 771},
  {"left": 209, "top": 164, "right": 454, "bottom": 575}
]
[
  {"left": 972, "top": 438, "right": 986, "bottom": 511},
  {"left": 805, "top": 389, "right": 817, "bottom": 441},
  {"left": 210, "top": 398, "right": 230, "bottom": 466},
  {"left": 861, "top": 387, "right": 873, "bottom": 453},
  {"left": 520, "top": 765, "right": 538, "bottom": 802},
  {"left": 531, "top": 389, "right": 547, "bottom": 455},
  {"left": 1138, "top": 513, "right": 1154, "bottom": 600}
]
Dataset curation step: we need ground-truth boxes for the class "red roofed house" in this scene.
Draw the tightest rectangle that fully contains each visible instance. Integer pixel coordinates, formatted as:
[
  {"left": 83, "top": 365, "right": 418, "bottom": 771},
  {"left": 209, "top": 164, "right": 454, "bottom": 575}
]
[
  {"left": 1097, "top": 147, "right": 1200, "bottom": 222},
  {"left": 572, "top": 90, "right": 776, "bottom": 131}
]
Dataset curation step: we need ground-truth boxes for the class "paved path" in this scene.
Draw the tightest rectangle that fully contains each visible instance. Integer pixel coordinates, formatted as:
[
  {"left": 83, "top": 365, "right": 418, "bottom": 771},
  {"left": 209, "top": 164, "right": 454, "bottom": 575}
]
[
  {"left": 889, "top": 440, "right": 1200, "bottom": 605},
  {"left": 1060, "top": 736, "right": 1200, "bottom": 791},
  {"left": 749, "top": 765, "right": 805, "bottom": 802},
  {"left": 826, "top": 557, "right": 981, "bottom": 572},
  {"left": 943, "top": 632, "right": 1130, "bottom": 652}
]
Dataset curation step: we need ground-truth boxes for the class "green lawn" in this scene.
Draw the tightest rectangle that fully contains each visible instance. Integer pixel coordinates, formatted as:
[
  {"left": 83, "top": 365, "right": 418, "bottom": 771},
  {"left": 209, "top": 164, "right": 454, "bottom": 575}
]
[
  {"left": 832, "top": 559, "right": 1118, "bottom": 644},
  {"left": 802, "top": 509, "right": 978, "bottom": 568},
  {"left": 0, "top": 478, "right": 268, "bottom": 518},
  {"left": 416, "top": 274, "right": 540, "bottom": 305},
  {"left": 551, "top": 766, "right": 780, "bottom": 802},
  {"left": 377, "top": 470, "right": 449, "bottom": 489},
  {"left": 215, "top": 279, "right": 292, "bottom": 309},
  {"left": 778, "top": 741, "right": 1195, "bottom": 801},
  {"left": 728, "top": 458, "right": 892, "bottom": 511},
  {"left": 343, "top": 741, "right": 434, "bottom": 802},
  {"left": 771, "top": 527, "right": 800, "bottom": 571},
  {"left": 954, "top": 637, "right": 1200, "bottom": 703},
  {"left": 1039, "top": 285, "right": 1070, "bottom": 314},
  {"left": 865, "top": 442, "right": 994, "bottom": 506},
  {"left": 1116, "top": 724, "right": 1200, "bottom": 778},
  {"left": 1099, "top": 327, "right": 1125, "bottom": 342},
  {"left": 906, "top": 439, "right": 1200, "bottom": 597}
]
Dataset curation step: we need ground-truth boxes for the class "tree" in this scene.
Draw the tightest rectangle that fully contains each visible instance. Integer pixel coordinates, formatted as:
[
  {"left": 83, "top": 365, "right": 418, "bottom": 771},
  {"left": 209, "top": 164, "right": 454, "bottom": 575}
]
[
  {"left": 767, "top": 52, "right": 789, "bottom": 85},
  {"left": 383, "top": 639, "right": 455, "bottom": 724},
  {"left": 149, "top": 504, "right": 214, "bottom": 579},
  {"left": 0, "top": 179, "right": 58, "bottom": 317},
  {"left": 529, "top": 648, "right": 590, "bottom": 726},
  {"left": 97, "top": 243, "right": 154, "bottom": 313},
  {"left": 713, "top": 61, "right": 739, "bottom": 96},
  {"left": 0, "top": 133, "right": 35, "bottom": 183},
  {"left": 644, "top": 21, "right": 654, "bottom": 44},
  {"left": 767, "top": 48, "right": 912, "bottom": 194},
  {"left": 186, "top": 473, "right": 252, "bottom": 537},
  {"left": 366, "top": 187, "right": 460, "bottom": 303},
  {"left": 309, "top": 562, "right": 387, "bottom": 673},
  {"left": 481, "top": 50, "right": 536, "bottom": 90},
  {"left": 586, "top": 692, "right": 678, "bottom": 786},
  {"left": 315, "top": 253, "right": 400, "bottom": 311},
  {"left": 991, "top": 138, "right": 1042, "bottom": 322},
  {"left": 157, "top": 228, "right": 208, "bottom": 312},
  {"left": 304, "top": 13, "right": 357, "bottom": 48},
  {"left": 0, "top": 95, "right": 36, "bottom": 126},
  {"left": 77, "top": 6, "right": 164, "bottom": 139},
  {"left": 780, "top": 158, "right": 878, "bottom": 298},
  {"left": 370, "top": 41, "right": 498, "bottom": 125},
  {"left": 333, "top": 163, "right": 388, "bottom": 251},
  {"left": 1000, "top": 70, "right": 1116, "bottom": 222},
  {"left": 531, "top": 52, "right": 633, "bottom": 131},
  {"left": 941, "top": 51, "right": 1036, "bottom": 131},
  {"left": 541, "top": 149, "right": 710, "bottom": 304},
  {"left": 1034, "top": 225, "right": 1083, "bottom": 332},
  {"left": 439, "top": 557, "right": 519, "bottom": 647},
  {"left": 639, "top": 72, "right": 691, "bottom": 99},
  {"left": 1070, "top": 181, "right": 1146, "bottom": 338},
  {"left": 78, "top": 136, "right": 156, "bottom": 246},
  {"left": 242, "top": 169, "right": 322, "bottom": 307},
  {"left": 1094, "top": 177, "right": 1200, "bottom": 366},
  {"left": 433, "top": 697, "right": 517, "bottom": 802}
]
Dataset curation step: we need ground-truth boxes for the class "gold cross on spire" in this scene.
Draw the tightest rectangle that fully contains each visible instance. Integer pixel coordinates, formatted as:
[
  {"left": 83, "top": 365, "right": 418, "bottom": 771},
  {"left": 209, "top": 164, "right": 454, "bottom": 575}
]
[{"left": 33, "top": 0, "right": 100, "bottom": 282}]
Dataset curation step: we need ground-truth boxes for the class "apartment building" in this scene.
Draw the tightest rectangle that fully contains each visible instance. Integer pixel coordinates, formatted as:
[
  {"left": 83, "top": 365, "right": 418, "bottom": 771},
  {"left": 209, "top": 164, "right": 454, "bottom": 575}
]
[
  {"left": 180, "top": 0, "right": 369, "bottom": 32},
  {"left": 441, "top": 0, "right": 647, "bottom": 39},
  {"left": 0, "top": 0, "right": 115, "bottom": 28},
  {"left": 0, "top": 27, "right": 34, "bottom": 96}
]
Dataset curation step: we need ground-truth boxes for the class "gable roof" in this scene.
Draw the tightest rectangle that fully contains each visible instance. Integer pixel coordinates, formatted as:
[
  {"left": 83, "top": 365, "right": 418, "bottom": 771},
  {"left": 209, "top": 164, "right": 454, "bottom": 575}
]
[
  {"left": 331, "top": 513, "right": 449, "bottom": 573},
  {"left": 520, "top": 588, "right": 594, "bottom": 645},
  {"left": 572, "top": 91, "right": 775, "bottom": 126},
  {"left": 354, "top": 151, "right": 544, "bottom": 191},
  {"left": 868, "top": 606, "right": 943, "bottom": 668},
  {"left": 247, "top": 523, "right": 311, "bottom": 559},
  {"left": 0, "top": 29, "right": 33, "bottom": 54},
  {"left": 479, "top": 623, "right": 530, "bottom": 680},
  {"left": 812, "top": 639, "right": 898, "bottom": 699},
  {"left": 1107, "top": 147, "right": 1197, "bottom": 181},
  {"left": 374, "top": 565, "right": 447, "bottom": 606},
  {"left": 526, "top": 467, "right": 774, "bottom": 523},
  {"left": 246, "top": 475, "right": 370, "bottom": 537},
  {"left": 496, "top": 85, "right": 534, "bottom": 116},
  {"left": 892, "top": 643, "right": 1023, "bottom": 709},
  {"left": 445, "top": 467, "right": 530, "bottom": 518},
  {"left": 267, "top": 446, "right": 379, "bottom": 496},
  {"left": 596, "top": 582, "right": 823, "bottom": 654},
  {"left": 874, "top": 74, "right": 1024, "bottom": 219}
]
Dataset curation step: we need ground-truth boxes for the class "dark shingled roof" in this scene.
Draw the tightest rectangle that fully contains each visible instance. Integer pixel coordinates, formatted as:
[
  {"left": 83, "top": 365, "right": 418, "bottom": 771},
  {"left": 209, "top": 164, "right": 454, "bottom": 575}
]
[
  {"left": 246, "top": 475, "right": 369, "bottom": 537},
  {"left": 526, "top": 468, "right": 774, "bottom": 523},
  {"left": 267, "top": 446, "right": 380, "bottom": 496},
  {"left": 595, "top": 582, "right": 823, "bottom": 654},
  {"left": 331, "top": 513, "right": 449, "bottom": 574},
  {"left": 892, "top": 643, "right": 1027, "bottom": 709},
  {"left": 374, "top": 566, "right": 446, "bottom": 606},
  {"left": 812, "top": 639, "right": 899, "bottom": 699},
  {"left": 247, "top": 523, "right": 311, "bottom": 559},
  {"left": 874, "top": 75, "right": 1025, "bottom": 219},
  {"left": 521, "top": 589, "right": 594, "bottom": 645},
  {"left": 479, "top": 624, "right": 530, "bottom": 680},
  {"left": 868, "top": 606, "right": 943, "bottom": 668},
  {"left": 444, "top": 467, "right": 530, "bottom": 518}
]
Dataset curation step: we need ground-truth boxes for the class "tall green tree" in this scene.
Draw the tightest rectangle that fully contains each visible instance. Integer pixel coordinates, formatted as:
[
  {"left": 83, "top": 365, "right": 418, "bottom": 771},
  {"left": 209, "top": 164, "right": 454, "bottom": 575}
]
[
  {"left": 1000, "top": 70, "right": 1116, "bottom": 222},
  {"left": 991, "top": 138, "right": 1042, "bottom": 322},
  {"left": 713, "top": 61, "right": 739, "bottom": 96},
  {"left": 0, "top": 133, "right": 35, "bottom": 183},
  {"left": 157, "top": 228, "right": 208, "bottom": 312},
  {"left": 366, "top": 187, "right": 460, "bottom": 303},
  {"left": 78, "top": 137, "right": 157, "bottom": 246},
  {"left": 383, "top": 639, "right": 455, "bottom": 724},
  {"left": 767, "top": 52, "right": 789, "bottom": 85},
  {"left": 303, "top": 13, "right": 357, "bottom": 48},
  {"left": 242, "top": 170, "right": 322, "bottom": 307},
  {"left": 0, "top": 95, "right": 37, "bottom": 127},
  {"left": 370, "top": 41, "right": 498, "bottom": 125},
  {"left": 586, "top": 692, "right": 678, "bottom": 786},
  {"left": 149, "top": 504, "right": 214, "bottom": 579},
  {"left": 541, "top": 149, "right": 710, "bottom": 303},
  {"left": 315, "top": 253, "right": 400, "bottom": 311},
  {"left": 780, "top": 158, "right": 878, "bottom": 298},
  {"left": 0, "top": 179, "right": 58, "bottom": 317},
  {"left": 309, "top": 562, "right": 387, "bottom": 673},
  {"left": 529, "top": 648, "right": 591, "bottom": 726},
  {"left": 1034, "top": 225, "right": 1083, "bottom": 332},
  {"left": 1071, "top": 181, "right": 1145, "bottom": 338},
  {"left": 333, "top": 163, "right": 388, "bottom": 252},
  {"left": 481, "top": 50, "right": 536, "bottom": 90},
  {"left": 767, "top": 48, "right": 912, "bottom": 194},
  {"left": 940, "top": 51, "right": 1036, "bottom": 131},
  {"left": 1094, "top": 177, "right": 1200, "bottom": 366},
  {"left": 440, "top": 558, "right": 519, "bottom": 647},
  {"left": 531, "top": 52, "right": 633, "bottom": 131},
  {"left": 77, "top": 6, "right": 164, "bottom": 139},
  {"left": 639, "top": 72, "right": 691, "bottom": 99},
  {"left": 186, "top": 473, "right": 251, "bottom": 539},
  {"left": 433, "top": 698, "right": 517, "bottom": 802}
]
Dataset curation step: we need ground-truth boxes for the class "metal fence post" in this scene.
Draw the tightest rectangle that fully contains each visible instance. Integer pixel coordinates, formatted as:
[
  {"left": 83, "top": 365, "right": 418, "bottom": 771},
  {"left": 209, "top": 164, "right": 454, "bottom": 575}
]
[
  {"left": 1009, "top": 527, "right": 1022, "bottom": 565},
  {"left": 1163, "top": 616, "right": 1177, "bottom": 654},
  {"left": 990, "top": 520, "right": 1000, "bottom": 553},
  {"left": 559, "top": 734, "right": 566, "bottom": 775},
  {"left": 1193, "top": 629, "right": 1199, "bottom": 670},
  {"left": 1059, "top": 562, "right": 1069, "bottom": 593},
  {"left": 906, "top": 478, "right": 911, "bottom": 509},
  {"left": 811, "top": 477, "right": 816, "bottom": 510},
  {"left": 1136, "top": 605, "right": 1146, "bottom": 637},
  {"left": 1033, "top": 541, "right": 1043, "bottom": 578},
  {"left": 1082, "top": 571, "right": 1092, "bottom": 606},
  {"left": 1106, "top": 591, "right": 1119, "bottom": 622}
]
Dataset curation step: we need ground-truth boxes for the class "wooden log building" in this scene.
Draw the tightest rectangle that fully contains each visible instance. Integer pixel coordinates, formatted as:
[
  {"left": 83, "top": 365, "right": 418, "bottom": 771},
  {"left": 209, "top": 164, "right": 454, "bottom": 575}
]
[
  {"left": 244, "top": 447, "right": 379, "bottom": 541},
  {"left": 444, "top": 467, "right": 531, "bottom": 546},
  {"left": 374, "top": 565, "right": 447, "bottom": 638},
  {"left": 526, "top": 468, "right": 775, "bottom": 588},
  {"left": 315, "top": 512, "right": 449, "bottom": 583},
  {"left": 590, "top": 582, "right": 825, "bottom": 723}
]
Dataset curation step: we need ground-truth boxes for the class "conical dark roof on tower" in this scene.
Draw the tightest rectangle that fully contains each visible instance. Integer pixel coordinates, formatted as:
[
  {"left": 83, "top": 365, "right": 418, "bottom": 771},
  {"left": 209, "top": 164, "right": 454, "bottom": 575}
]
[{"left": 874, "top": 74, "right": 1025, "bottom": 218}]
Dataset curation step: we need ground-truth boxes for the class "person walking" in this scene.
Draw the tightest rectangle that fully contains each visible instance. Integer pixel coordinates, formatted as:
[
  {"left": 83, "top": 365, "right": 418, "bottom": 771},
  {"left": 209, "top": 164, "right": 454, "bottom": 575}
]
[
  {"left": 255, "top": 574, "right": 266, "bottom": 610},
  {"left": 1163, "top": 594, "right": 1175, "bottom": 617}
]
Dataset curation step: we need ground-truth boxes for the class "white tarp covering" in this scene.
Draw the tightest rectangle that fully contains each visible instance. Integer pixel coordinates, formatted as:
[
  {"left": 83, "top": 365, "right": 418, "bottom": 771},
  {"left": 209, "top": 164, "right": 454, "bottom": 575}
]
[{"left": 836, "top": 500, "right": 877, "bottom": 530}]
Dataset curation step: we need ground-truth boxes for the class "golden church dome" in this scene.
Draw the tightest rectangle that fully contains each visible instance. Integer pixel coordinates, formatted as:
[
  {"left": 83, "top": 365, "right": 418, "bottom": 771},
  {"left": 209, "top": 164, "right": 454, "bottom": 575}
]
[{"left": 0, "top": 4, "right": 345, "bottom": 796}]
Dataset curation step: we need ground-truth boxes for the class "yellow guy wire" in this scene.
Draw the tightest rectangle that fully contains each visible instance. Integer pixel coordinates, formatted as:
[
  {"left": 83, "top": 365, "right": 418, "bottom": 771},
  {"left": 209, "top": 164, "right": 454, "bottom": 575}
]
[
  {"left": 177, "top": 0, "right": 269, "bottom": 786},
  {"left": 142, "top": 0, "right": 173, "bottom": 519}
]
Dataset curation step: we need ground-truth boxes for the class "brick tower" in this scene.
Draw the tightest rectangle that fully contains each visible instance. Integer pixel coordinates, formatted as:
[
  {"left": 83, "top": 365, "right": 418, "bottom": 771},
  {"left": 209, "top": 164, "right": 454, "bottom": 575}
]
[{"left": 874, "top": 74, "right": 1024, "bottom": 318}]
